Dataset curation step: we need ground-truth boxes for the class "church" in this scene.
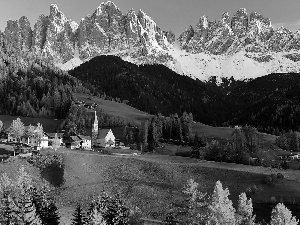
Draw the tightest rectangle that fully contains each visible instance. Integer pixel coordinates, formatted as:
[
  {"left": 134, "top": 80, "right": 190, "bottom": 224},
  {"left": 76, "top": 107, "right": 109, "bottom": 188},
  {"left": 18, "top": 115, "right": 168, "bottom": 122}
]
[{"left": 92, "top": 111, "right": 116, "bottom": 148}]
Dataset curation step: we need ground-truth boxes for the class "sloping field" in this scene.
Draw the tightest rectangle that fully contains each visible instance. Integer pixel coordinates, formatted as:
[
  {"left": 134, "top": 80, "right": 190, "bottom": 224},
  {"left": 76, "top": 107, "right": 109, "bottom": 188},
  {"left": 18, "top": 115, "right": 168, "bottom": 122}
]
[
  {"left": 192, "top": 122, "right": 278, "bottom": 143},
  {"left": 75, "top": 93, "right": 151, "bottom": 126},
  {"left": 56, "top": 150, "right": 300, "bottom": 223}
]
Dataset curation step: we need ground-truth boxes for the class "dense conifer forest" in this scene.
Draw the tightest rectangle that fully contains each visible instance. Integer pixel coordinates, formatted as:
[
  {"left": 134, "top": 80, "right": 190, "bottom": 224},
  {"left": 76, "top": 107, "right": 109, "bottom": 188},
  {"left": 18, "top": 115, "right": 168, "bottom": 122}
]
[
  {"left": 69, "top": 55, "right": 233, "bottom": 125},
  {"left": 69, "top": 55, "right": 300, "bottom": 134},
  {"left": 0, "top": 34, "right": 88, "bottom": 119}
]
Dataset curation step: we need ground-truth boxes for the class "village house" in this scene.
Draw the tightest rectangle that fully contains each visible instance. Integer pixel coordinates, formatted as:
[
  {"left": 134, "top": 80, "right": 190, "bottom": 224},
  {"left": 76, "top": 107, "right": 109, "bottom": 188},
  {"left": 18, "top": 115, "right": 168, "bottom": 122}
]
[
  {"left": 7, "top": 126, "right": 49, "bottom": 149},
  {"left": 65, "top": 136, "right": 82, "bottom": 149},
  {"left": 84, "top": 102, "right": 97, "bottom": 109},
  {"left": 78, "top": 135, "right": 92, "bottom": 150}
]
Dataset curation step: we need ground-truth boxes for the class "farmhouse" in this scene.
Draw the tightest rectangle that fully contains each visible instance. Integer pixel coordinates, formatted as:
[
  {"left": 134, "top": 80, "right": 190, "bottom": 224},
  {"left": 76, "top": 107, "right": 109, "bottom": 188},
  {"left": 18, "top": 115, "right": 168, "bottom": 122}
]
[
  {"left": 67, "top": 136, "right": 82, "bottom": 149},
  {"left": 84, "top": 102, "right": 97, "bottom": 109},
  {"left": 7, "top": 126, "right": 49, "bottom": 149},
  {"left": 78, "top": 135, "right": 92, "bottom": 150},
  {"left": 64, "top": 135, "right": 92, "bottom": 150},
  {"left": 96, "top": 129, "right": 116, "bottom": 148}
]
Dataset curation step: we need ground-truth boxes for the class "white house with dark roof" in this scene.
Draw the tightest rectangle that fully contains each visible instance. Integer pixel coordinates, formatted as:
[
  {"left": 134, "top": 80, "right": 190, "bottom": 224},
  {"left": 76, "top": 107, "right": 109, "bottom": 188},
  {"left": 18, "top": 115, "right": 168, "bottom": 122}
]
[{"left": 78, "top": 135, "right": 92, "bottom": 150}]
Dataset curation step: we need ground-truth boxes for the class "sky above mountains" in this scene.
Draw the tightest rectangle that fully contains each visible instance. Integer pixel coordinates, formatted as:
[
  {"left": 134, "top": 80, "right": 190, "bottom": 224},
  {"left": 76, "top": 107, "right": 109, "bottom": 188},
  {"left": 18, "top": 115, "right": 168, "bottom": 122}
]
[{"left": 1, "top": 0, "right": 300, "bottom": 37}]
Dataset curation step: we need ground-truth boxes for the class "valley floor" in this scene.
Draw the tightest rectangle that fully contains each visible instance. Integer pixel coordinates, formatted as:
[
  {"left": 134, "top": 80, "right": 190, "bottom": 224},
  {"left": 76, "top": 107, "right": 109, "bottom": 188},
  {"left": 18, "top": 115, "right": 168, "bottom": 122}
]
[{"left": 54, "top": 147, "right": 300, "bottom": 224}]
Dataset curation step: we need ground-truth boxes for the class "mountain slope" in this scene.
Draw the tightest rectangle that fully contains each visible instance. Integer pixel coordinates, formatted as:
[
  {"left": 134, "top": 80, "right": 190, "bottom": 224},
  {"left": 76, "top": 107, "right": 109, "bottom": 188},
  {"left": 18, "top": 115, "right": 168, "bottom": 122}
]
[
  {"left": 68, "top": 55, "right": 232, "bottom": 125},
  {"left": 69, "top": 55, "right": 300, "bottom": 133}
]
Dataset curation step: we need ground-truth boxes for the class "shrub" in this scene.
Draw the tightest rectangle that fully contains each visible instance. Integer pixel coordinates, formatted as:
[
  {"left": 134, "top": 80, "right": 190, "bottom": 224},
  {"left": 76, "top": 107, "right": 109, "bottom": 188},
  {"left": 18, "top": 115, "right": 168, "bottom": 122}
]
[
  {"left": 175, "top": 151, "right": 191, "bottom": 157},
  {"left": 27, "top": 153, "right": 65, "bottom": 187},
  {"left": 277, "top": 173, "right": 284, "bottom": 180}
]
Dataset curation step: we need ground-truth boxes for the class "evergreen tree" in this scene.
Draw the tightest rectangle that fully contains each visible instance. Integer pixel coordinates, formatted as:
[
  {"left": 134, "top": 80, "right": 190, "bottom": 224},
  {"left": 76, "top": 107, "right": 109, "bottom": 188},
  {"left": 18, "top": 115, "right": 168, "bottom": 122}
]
[
  {"left": 10, "top": 167, "right": 42, "bottom": 225},
  {"left": 275, "top": 134, "right": 289, "bottom": 151},
  {"left": 140, "top": 121, "right": 148, "bottom": 151},
  {"left": 72, "top": 204, "right": 87, "bottom": 225},
  {"left": 0, "top": 120, "right": 3, "bottom": 133},
  {"left": 270, "top": 203, "right": 298, "bottom": 225},
  {"left": 208, "top": 180, "right": 236, "bottom": 225},
  {"left": 289, "top": 132, "right": 299, "bottom": 152},
  {"left": 182, "top": 179, "right": 208, "bottom": 224},
  {"left": 236, "top": 192, "right": 256, "bottom": 225},
  {"left": 31, "top": 183, "right": 60, "bottom": 225},
  {"left": 88, "top": 192, "right": 129, "bottom": 225},
  {"left": 89, "top": 207, "right": 107, "bottom": 225}
]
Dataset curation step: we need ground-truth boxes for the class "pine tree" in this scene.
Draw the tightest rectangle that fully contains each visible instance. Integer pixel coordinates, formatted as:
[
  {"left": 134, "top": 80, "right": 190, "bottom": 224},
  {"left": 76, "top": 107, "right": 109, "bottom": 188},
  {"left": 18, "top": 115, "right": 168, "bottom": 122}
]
[
  {"left": 72, "top": 204, "right": 87, "bottom": 225},
  {"left": 236, "top": 192, "right": 255, "bottom": 225},
  {"left": 289, "top": 132, "right": 299, "bottom": 152},
  {"left": 32, "top": 184, "right": 60, "bottom": 225},
  {"left": 270, "top": 203, "right": 298, "bottom": 225},
  {"left": 140, "top": 121, "right": 148, "bottom": 151},
  {"left": 88, "top": 192, "right": 129, "bottom": 225},
  {"left": 89, "top": 207, "right": 107, "bottom": 225},
  {"left": 208, "top": 180, "right": 236, "bottom": 225},
  {"left": 11, "top": 167, "right": 43, "bottom": 225},
  {"left": 0, "top": 120, "right": 3, "bottom": 133},
  {"left": 182, "top": 179, "right": 208, "bottom": 224}
]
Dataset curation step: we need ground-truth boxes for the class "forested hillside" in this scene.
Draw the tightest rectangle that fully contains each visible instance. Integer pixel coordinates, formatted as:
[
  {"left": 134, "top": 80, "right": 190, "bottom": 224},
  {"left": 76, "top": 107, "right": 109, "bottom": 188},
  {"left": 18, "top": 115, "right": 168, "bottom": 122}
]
[
  {"left": 69, "top": 55, "right": 300, "bottom": 134},
  {"left": 228, "top": 73, "right": 300, "bottom": 133},
  {"left": 0, "top": 34, "right": 89, "bottom": 119},
  {"left": 69, "top": 55, "right": 233, "bottom": 125}
]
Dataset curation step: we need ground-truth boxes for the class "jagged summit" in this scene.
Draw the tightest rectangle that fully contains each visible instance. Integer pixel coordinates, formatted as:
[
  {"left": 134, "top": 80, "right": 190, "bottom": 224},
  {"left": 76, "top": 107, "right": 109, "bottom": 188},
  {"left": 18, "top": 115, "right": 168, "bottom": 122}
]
[
  {"left": 177, "top": 8, "right": 300, "bottom": 55},
  {"left": 1, "top": 3, "right": 300, "bottom": 81}
]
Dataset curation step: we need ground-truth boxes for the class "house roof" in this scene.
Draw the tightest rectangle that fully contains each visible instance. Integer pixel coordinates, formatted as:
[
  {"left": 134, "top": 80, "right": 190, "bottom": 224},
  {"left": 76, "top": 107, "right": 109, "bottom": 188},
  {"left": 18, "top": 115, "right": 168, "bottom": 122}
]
[
  {"left": 78, "top": 135, "right": 91, "bottom": 140},
  {"left": 47, "top": 133, "right": 64, "bottom": 138},
  {"left": 70, "top": 136, "right": 81, "bottom": 142},
  {"left": 97, "top": 129, "right": 112, "bottom": 139}
]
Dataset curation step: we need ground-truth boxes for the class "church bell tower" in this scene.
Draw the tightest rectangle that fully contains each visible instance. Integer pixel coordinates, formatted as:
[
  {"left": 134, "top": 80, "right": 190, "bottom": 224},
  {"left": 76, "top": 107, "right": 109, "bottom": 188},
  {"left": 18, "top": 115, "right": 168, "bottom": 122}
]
[{"left": 92, "top": 111, "right": 98, "bottom": 145}]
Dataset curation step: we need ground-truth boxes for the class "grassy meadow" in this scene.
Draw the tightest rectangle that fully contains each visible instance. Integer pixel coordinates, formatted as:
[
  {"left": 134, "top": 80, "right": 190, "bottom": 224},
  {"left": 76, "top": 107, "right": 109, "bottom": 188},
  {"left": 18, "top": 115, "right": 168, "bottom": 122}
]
[
  {"left": 75, "top": 93, "right": 151, "bottom": 126},
  {"left": 46, "top": 149, "right": 300, "bottom": 224}
]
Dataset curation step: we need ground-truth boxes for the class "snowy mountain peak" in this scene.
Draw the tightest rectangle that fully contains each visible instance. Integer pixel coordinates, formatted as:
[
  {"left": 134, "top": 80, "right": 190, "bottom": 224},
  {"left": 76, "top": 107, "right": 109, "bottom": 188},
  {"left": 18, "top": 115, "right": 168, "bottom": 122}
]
[
  {"left": 50, "top": 4, "right": 61, "bottom": 17},
  {"left": 2, "top": 3, "right": 300, "bottom": 81}
]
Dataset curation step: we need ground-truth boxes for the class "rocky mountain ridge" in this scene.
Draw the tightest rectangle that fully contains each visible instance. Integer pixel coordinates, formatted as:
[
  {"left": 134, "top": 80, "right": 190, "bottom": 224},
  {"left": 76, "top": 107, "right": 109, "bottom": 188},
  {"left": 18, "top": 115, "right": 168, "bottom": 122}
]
[
  {"left": 178, "top": 8, "right": 300, "bottom": 54},
  {"left": 2, "top": 1, "right": 173, "bottom": 64},
  {"left": 1, "top": 2, "right": 300, "bottom": 80}
]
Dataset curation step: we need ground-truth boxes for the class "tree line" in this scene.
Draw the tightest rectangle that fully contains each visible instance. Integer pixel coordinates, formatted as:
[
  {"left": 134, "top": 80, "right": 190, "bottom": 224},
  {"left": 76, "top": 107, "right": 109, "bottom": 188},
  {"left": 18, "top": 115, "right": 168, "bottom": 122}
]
[
  {"left": 123, "top": 112, "right": 193, "bottom": 150},
  {"left": 164, "top": 178, "right": 299, "bottom": 225}
]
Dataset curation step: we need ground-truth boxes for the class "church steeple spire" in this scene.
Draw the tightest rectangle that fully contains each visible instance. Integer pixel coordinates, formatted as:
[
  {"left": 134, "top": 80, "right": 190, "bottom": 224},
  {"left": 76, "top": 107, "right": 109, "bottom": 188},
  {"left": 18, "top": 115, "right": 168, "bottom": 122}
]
[
  {"left": 92, "top": 111, "right": 98, "bottom": 146},
  {"left": 93, "top": 111, "right": 98, "bottom": 133}
]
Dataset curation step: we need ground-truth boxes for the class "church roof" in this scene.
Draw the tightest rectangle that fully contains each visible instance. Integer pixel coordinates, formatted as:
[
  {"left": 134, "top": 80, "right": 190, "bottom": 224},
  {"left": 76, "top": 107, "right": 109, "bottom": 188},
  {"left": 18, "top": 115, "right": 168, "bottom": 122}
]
[{"left": 97, "top": 129, "right": 112, "bottom": 139}]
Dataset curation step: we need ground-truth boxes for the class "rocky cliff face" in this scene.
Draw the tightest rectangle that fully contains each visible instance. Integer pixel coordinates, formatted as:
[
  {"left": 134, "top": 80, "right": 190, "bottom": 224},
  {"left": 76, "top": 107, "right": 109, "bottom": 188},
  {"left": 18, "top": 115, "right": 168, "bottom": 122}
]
[
  {"left": 178, "top": 8, "right": 300, "bottom": 55},
  {"left": 4, "top": 16, "right": 32, "bottom": 51},
  {"left": 31, "top": 4, "right": 78, "bottom": 63},
  {"left": 1, "top": 3, "right": 300, "bottom": 81},
  {"left": 2, "top": 1, "right": 173, "bottom": 64},
  {"left": 77, "top": 2, "right": 172, "bottom": 60}
]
